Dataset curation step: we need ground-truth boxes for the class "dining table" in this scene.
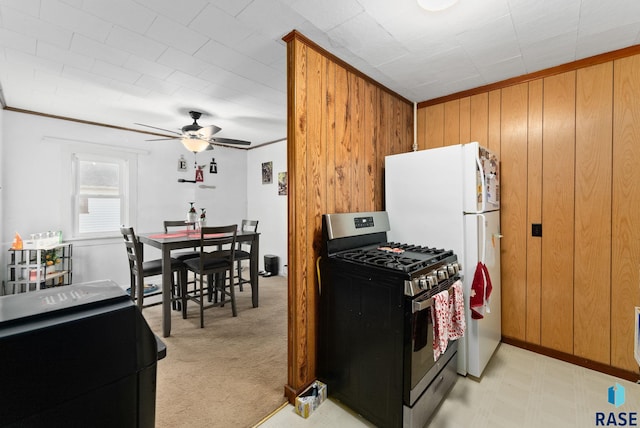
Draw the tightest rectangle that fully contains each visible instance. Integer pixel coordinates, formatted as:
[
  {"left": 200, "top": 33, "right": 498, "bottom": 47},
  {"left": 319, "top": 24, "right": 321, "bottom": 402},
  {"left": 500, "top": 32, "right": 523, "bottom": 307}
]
[{"left": 138, "top": 228, "right": 260, "bottom": 337}]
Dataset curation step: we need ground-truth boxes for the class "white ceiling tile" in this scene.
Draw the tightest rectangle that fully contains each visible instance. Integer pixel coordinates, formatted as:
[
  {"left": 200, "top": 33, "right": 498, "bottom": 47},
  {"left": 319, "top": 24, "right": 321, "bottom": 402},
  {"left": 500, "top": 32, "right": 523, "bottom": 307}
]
[
  {"left": 134, "top": 74, "right": 181, "bottom": 96},
  {"left": 40, "top": 0, "right": 113, "bottom": 42},
  {"left": 579, "top": 0, "right": 640, "bottom": 37},
  {"left": 165, "top": 70, "right": 210, "bottom": 91},
  {"left": 124, "top": 56, "right": 173, "bottom": 80},
  {"left": 375, "top": 0, "right": 511, "bottom": 44},
  {"left": 195, "top": 40, "right": 283, "bottom": 86},
  {"left": 92, "top": 59, "right": 142, "bottom": 84},
  {"left": 232, "top": 33, "right": 286, "bottom": 67},
  {"left": 456, "top": 15, "right": 521, "bottom": 67},
  {"left": 476, "top": 55, "right": 526, "bottom": 84},
  {"left": 0, "top": 63, "right": 35, "bottom": 97},
  {"left": 209, "top": 71, "right": 285, "bottom": 104},
  {"left": 0, "top": 0, "right": 39, "bottom": 16},
  {"left": 37, "top": 42, "right": 94, "bottom": 71},
  {"left": 291, "top": 0, "right": 363, "bottom": 32},
  {"left": 0, "top": 27, "right": 36, "bottom": 53},
  {"left": 576, "top": 23, "right": 640, "bottom": 60},
  {"left": 195, "top": 40, "right": 244, "bottom": 69},
  {"left": 509, "top": 0, "right": 580, "bottom": 42},
  {"left": 105, "top": 26, "right": 167, "bottom": 61},
  {"left": 70, "top": 33, "right": 130, "bottom": 66},
  {"left": 328, "top": 12, "right": 409, "bottom": 68},
  {"left": 189, "top": 4, "right": 253, "bottom": 47},
  {"left": 199, "top": 82, "right": 244, "bottom": 104},
  {"left": 56, "top": 83, "right": 121, "bottom": 104},
  {"left": 236, "top": 0, "right": 307, "bottom": 39},
  {"left": 145, "top": 15, "right": 209, "bottom": 55},
  {"left": 59, "top": 0, "right": 83, "bottom": 8},
  {"left": 107, "top": 79, "right": 151, "bottom": 98},
  {"left": 134, "top": 0, "right": 208, "bottom": 25},
  {"left": 82, "top": 0, "right": 156, "bottom": 33},
  {"left": 157, "top": 47, "right": 210, "bottom": 76},
  {"left": 0, "top": 5, "right": 73, "bottom": 48},
  {"left": 210, "top": 0, "right": 253, "bottom": 17},
  {"left": 440, "top": 74, "right": 486, "bottom": 97},
  {"left": 61, "top": 65, "right": 111, "bottom": 88},
  {"left": 2, "top": 0, "right": 640, "bottom": 146},
  {"left": 520, "top": 31, "right": 578, "bottom": 73},
  {"left": 5, "top": 47, "right": 64, "bottom": 74}
]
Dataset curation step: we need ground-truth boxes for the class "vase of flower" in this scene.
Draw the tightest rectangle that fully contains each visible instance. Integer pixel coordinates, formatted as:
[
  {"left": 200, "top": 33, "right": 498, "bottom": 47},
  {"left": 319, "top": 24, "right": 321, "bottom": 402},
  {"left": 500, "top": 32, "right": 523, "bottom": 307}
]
[
  {"left": 199, "top": 208, "right": 207, "bottom": 227},
  {"left": 187, "top": 202, "right": 197, "bottom": 223}
]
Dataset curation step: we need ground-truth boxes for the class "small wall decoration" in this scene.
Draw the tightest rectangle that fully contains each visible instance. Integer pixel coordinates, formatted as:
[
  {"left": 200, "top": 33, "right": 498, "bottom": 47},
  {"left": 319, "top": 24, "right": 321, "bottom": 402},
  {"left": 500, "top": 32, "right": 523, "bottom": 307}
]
[
  {"left": 278, "top": 172, "right": 288, "bottom": 195},
  {"left": 209, "top": 158, "right": 217, "bottom": 174},
  {"left": 177, "top": 155, "right": 187, "bottom": 172},
  {"left": 262, "top": 161, "right": 273, "bottom": 184},
  {"left": 195, "top": 165, "right": 204, "bottom": 182}
]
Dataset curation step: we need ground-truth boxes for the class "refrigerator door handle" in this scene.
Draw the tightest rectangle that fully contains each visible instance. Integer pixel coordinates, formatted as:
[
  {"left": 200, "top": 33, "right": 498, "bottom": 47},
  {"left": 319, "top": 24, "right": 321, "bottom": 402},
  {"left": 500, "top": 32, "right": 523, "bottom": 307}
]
[
  {"left": 475, "top": 151, "right": 486, "bottom": 213},
  {"left": 478, "top": 213, "right": 486, "bottom": 264}
]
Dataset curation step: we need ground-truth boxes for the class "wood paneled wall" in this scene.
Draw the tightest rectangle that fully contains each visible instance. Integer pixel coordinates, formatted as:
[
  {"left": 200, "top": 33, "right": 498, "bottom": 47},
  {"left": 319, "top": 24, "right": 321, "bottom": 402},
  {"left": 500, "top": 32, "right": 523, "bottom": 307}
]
[
  {"left": 417, "top": 46, "right": 640, "bottom": 377},
  {"left": 283, "top": 31, "right": 414, "bottom": 401}
]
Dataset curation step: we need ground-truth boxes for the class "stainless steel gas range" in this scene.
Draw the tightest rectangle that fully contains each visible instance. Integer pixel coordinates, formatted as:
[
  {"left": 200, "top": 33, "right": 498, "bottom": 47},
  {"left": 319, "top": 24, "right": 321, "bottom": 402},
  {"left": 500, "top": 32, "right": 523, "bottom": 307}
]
[{"left": 318, "top": 211, "right": 461, "bottom": 428}]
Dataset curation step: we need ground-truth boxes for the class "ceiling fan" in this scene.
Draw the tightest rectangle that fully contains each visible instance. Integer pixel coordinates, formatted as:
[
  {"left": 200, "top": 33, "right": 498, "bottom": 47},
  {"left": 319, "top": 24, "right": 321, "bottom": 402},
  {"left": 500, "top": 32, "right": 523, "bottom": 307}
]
[{"left": 135, "top": 110, "right": 251, "bottom": 152}]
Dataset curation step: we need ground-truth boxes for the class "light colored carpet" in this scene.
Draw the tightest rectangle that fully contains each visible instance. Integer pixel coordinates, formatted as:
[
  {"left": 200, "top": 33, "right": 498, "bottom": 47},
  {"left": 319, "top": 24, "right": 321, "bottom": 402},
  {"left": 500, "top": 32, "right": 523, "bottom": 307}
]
[{"left": 141, "top": 275, "right": 288, "bottom": 428}]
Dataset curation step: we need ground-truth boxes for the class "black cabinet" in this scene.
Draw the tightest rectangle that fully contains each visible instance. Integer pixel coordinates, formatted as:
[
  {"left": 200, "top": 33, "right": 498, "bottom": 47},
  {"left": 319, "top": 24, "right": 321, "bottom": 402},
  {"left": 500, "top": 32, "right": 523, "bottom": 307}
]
[{"left": 318, "top": 262, "right": 405, "bottom": 428}]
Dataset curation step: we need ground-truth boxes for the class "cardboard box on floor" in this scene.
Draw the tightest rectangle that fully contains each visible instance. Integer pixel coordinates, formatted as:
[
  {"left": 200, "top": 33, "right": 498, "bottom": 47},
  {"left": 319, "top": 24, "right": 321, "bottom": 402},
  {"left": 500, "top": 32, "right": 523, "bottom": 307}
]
[{"left": 295, "top": 381, "right": 327, "bottom": 418}]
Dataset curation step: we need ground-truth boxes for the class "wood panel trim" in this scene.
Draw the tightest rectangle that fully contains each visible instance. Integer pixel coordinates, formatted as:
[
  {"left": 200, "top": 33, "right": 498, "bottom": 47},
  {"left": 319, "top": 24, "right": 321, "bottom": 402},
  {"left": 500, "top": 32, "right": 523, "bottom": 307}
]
[
  {"left": 284, "top": 33, "right": 415, "bottom": 403},
  {"left": 502, "top": 337, "right": 639, "bottom": 383},
  {"left": 418, "top": 44, "right": 640, "bottom": 108},
  {"left": 283, "top": 30, "right": 413, "bottom": 106},
  {"left": 3, "top": 106, "right": 270, "bottom": 150},
  {"left": 4, "top": 106, "right": 170, "bottom": 138}
]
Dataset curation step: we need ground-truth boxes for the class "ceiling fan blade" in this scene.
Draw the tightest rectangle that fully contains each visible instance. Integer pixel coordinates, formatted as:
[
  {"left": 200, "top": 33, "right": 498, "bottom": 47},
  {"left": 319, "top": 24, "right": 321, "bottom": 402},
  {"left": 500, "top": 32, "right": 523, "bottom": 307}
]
[
  {"left": 135, "top": 123, "right": 182, "bottom": 136},
  {"left": 211, "top": 137, "right": 251, "bottom": 146},
  {"left": 197, "top": 124, "right": 222, "bottom": 139},
  {"left": 146, "top": 137, "right": 180, "bottom": 141}
]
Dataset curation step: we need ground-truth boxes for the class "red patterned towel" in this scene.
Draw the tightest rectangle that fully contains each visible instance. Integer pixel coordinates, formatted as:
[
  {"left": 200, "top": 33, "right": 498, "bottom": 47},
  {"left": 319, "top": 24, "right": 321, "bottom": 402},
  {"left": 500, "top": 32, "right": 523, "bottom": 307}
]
[
  {"left": 448, "top": 280, "right": 465, "bottom": 339},
  {"left": 431, "top": 290, "right": 450, "bottom": 360}
]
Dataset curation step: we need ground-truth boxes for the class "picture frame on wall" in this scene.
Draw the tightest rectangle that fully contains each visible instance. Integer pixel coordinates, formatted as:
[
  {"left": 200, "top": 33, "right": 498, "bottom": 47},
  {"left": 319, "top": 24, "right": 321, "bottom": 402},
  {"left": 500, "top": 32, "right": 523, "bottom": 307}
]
[
  {"left": 278, "top": 172, "right": 288, "bottom": 195},
  {"left": 262, "top": 161, "right": 273, "bottom": 184}
]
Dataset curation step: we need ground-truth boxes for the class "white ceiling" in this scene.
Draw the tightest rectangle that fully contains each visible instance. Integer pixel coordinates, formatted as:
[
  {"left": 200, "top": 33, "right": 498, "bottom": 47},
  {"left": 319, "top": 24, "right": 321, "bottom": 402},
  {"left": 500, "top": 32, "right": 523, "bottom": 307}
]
[{"left": 1, "top": 0, "right": 639, "bottom": 148}]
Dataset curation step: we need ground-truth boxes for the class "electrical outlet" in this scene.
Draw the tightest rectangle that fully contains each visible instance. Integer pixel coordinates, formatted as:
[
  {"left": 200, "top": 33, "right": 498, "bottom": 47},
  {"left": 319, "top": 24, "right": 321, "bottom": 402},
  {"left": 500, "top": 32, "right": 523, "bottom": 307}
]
[{"left": 532, "top": 223, "right": 542, "bottom": 237}]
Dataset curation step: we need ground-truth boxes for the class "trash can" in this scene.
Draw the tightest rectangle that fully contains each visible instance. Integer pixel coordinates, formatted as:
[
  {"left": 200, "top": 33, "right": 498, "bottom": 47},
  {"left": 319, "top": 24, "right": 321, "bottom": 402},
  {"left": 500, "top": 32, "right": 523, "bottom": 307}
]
[{"left": 264, "top": 254, "right": 279, "bottom": 276}]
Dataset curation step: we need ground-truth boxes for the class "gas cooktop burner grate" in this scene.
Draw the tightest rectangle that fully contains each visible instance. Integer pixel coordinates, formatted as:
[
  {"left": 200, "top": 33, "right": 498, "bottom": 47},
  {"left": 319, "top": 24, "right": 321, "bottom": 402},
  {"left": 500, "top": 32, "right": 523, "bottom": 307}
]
[{"left": 334, "top": 242, "right": 453, "bottom": 273}]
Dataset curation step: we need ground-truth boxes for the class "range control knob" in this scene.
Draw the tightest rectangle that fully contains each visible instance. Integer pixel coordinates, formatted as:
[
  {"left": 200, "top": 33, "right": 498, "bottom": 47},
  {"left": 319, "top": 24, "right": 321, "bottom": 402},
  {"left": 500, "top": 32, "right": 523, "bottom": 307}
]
[
  {"left": 447, "top": 263, "right": 458, "bottom": 276},
  {"left": 427, "top": 273, "right": 438, "bottom": 288},
  {"left": 437, "top": 269, "right": 449, "bottom": 281},
  {"left": 418, "top": 275, "right": 428, "bottom": 290}
]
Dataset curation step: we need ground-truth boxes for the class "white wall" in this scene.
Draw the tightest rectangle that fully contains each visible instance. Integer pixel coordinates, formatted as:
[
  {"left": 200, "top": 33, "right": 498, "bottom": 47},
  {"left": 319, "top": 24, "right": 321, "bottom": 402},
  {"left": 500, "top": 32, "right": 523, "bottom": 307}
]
[
  {"left": 0, "top": 109, "right": 4, "bottom": 251},
  {"left": 1, "top": 110, "right": 247, "bottom": 288},
  {"left": 247, "top": 140, "right": 288, "bottom": 275}
]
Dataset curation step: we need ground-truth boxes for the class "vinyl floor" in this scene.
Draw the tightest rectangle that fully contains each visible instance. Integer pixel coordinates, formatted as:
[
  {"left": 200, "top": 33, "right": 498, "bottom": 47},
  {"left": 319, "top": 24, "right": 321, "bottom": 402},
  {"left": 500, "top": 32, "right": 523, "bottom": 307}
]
[{"left": 257, "top": 343, "right": 640, "bottom": 428}]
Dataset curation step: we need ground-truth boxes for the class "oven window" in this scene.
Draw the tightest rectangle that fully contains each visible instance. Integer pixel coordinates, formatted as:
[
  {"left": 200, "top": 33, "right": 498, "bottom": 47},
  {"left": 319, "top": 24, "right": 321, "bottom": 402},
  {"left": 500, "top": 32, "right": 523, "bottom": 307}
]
[{"left": 411, "top": 306, "right": 436, "bottom": 389}]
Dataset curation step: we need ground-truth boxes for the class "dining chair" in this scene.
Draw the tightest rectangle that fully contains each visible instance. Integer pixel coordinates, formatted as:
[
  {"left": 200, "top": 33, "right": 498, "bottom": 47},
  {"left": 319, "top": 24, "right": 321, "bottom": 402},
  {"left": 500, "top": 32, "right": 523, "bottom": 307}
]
[
  {"left": 120, "top": 227, "right": 187, "bottom": 315},
  {"left": 234, "top": 219, "right": 259, "bottom": 292},
  {"left": 163, "top": 220, "right": 199, "bottom": 261},
  {"left": 183, "top": 225, "right": 238, "bottom": 328}
]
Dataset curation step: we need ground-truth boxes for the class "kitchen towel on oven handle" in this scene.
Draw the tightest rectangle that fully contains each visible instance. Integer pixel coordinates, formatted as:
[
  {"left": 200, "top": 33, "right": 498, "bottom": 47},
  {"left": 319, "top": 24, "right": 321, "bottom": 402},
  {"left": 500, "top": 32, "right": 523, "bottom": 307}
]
[
  {"left": 470, "top": 261, "right": 492, "bottom": 319},
  {"left": 431, "top": 290, "right": 450, "bottom": 360},
  {"left": 449, "top": 280, "right": 465, "bottom": 339}
]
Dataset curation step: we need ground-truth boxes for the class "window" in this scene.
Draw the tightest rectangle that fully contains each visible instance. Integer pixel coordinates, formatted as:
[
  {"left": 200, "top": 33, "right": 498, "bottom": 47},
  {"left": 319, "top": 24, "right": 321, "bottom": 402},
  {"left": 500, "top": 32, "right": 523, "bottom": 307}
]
[{"left": 68, "top": 148, "right": 137, "bottom": 238}]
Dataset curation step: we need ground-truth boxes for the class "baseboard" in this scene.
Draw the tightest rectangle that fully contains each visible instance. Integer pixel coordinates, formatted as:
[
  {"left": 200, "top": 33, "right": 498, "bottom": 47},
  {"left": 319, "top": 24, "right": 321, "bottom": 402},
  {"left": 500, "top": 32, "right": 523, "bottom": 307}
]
[{"left": 502, "top": 336, "right": 640, "bottom": 383}]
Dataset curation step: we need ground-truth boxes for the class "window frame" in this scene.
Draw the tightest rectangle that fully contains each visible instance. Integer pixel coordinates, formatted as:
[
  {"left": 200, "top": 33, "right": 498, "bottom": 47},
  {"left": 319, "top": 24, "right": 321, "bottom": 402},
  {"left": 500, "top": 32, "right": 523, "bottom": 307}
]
[{"left": 64, "top": 145, "right": 138, "bottom": 240}]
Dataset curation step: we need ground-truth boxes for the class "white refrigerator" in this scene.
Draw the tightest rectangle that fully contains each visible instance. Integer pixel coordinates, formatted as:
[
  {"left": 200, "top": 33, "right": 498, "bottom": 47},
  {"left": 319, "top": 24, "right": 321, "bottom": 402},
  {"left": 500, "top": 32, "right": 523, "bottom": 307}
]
[{"left": 385, "top": 142, "right": 501, "bottom": 378}]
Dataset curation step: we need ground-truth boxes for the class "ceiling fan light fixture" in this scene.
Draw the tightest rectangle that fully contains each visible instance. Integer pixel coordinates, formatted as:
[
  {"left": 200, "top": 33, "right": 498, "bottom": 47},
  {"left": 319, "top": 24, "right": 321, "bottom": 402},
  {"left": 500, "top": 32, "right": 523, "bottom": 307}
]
[
  {"left": 417, "top": 0, "right": 458, "bottom": 11},
  {"left": 181, "top": 137, "right": 210, "bottom": 153}
]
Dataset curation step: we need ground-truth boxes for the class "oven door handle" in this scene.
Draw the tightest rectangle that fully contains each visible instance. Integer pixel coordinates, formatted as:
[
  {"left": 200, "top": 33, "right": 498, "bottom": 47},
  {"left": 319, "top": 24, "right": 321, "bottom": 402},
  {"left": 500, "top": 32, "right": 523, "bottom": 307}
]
[{"left": 412, "top": 297, "right": 434, "bottom": 314}]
